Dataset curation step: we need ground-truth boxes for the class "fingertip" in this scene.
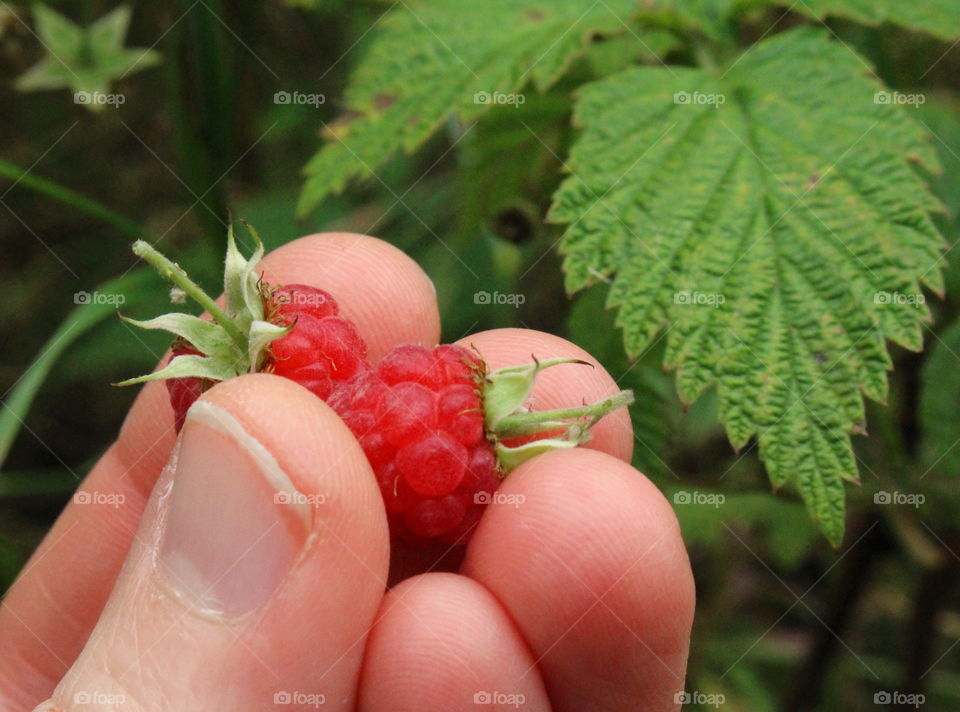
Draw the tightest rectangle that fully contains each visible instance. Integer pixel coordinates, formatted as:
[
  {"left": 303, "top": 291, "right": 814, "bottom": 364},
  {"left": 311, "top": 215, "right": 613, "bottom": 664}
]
[
  {"left": 260, "top": 232, "right": 441, "bottom": 358},
  {"left": 463, "top": 448, "right": 693, "bottom": 711}
]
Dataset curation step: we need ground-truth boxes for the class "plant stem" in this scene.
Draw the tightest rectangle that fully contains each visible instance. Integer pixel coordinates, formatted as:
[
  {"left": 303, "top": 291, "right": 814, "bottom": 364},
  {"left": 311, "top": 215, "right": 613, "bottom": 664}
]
[
  {"left": 132, "top": 241, "right": 246, "bottom": 349},
  {"left": 495, "top": 390, "right": 634, "bottom": 437}
]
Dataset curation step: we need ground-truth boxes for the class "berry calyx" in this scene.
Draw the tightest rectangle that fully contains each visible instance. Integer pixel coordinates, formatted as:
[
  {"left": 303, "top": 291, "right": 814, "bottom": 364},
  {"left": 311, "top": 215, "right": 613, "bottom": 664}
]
[
  {"left": 118, "top": 223, "right": 368, "bottom": 428},
  {"left": 328, "top": 343, "right": 632, "bottom": 546}
]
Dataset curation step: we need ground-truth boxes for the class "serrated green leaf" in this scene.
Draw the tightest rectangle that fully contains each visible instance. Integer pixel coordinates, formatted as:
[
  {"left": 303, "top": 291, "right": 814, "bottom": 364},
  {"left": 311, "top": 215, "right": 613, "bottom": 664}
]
[
  {"left": 792, "top": 0, "right": 960, "bottom": 41},
  {"left": 297, "top": 0, "right": 643, "bottom": 215},
  {"left": 919, "top": 318, "right": 960, "bottom": 478},
  {"left": 551, "top": 28, "right": 946, "bottom": 545}
]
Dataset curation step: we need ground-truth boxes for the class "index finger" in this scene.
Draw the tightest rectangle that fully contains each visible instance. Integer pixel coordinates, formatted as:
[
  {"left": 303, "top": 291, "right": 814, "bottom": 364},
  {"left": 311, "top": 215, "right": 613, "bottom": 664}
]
[{"left": 0, "top": 232, "right": 440, "bottom": 710}]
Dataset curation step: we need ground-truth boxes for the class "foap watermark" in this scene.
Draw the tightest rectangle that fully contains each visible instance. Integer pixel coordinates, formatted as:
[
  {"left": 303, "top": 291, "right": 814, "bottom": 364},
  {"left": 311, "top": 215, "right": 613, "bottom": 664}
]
[
  {"left": 275, "top": 491, "right": 327, "bottom": 506},
  {"left": 273, "top": 289, "right": 330, "bottom": 309},
  {"left": 874, "top": 91, "right": 925, "bottom": 107},
  {"left": 474, "top": 491, "right": 525, "bottom": 508},
  {"left": 273, "top": 690, "right": 326, "bottom": 707},
  {"left": 74, "top": 691, "right": 126, "bottom": 706},
  {"left": 74, "top": 90, "right": 125, "bottom": 108},
  {"left": 474, "top": 690, "right": 526, "bottom": 707},
  {"left": 675, "top": 690, "right": 726, "bottom": 707},
  {"left": 874, "top": 291, "right": 925, "bottom": 306},
  {"left": 474, "top": 290, "right": 525, "bottom": 308},
  {"left": 73, "top": 490, "right": 125, "bottom": 508},
  {"left": 874, "top": 690, "right": 924, "bottom": 708},
  {"left": 274, "top": 90, "right": 326, "bottom": 107},
  {"left": 674, "top": 290, "right": 725, "bottom": 307},
  {"left": 674, "top": 90, "right": 725, "bottom": 108},
  {"left": 74, "top": 290, "right": 126, "bottom": 306},
  {"left": 874, "top": 491, "right": 925, "bottom": 508},
  {"left": 674, "top": 490, "right": 725, "bottom": 508},
  {"left": 474, "top": 90, "right": 525, "bottom": 107}
]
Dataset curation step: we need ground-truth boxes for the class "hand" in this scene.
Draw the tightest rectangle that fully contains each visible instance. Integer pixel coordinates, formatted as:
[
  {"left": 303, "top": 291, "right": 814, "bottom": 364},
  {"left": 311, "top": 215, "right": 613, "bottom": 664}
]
[{"left": 0, "top": 234, "right": 694, "bottom": 711}]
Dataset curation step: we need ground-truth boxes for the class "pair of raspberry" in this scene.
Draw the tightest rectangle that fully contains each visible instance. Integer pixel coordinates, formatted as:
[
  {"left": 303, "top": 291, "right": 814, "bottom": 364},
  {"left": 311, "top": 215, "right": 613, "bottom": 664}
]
[{"left": 122, "top": 227, "right": 631, "bottom": 546}]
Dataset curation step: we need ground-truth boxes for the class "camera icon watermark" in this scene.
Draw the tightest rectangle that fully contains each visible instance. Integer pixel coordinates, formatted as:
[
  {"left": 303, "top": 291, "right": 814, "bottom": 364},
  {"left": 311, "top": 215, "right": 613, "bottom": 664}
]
[
  {"left": 674, "top": 290, "right": 725, "bottom": 307},
  {"left": 73, "top": 490, "right": 126, "bottom": 508},
  {"left": 874, "top": 491, "right": 925, "bottom": 508},
  {"left": 474, "top": 491, "right": 525, "bottom": 508},
  {"left": 874, "top": 91, "right": 925, "bottom": 107},
  {"left": 74, "top": 691, "right": 126, "bottom": 706},
  {"left": 474, "top": 290, "right": 526, "bottom": 308},
  {"left": 273, "top": 690, "right": 325, "bottom": 707},
  {"left": 74, "top": 290, "right": 126, "bottom": 306},
  {"left": 673, "top": 91, "right": 725, "bottom": 108},
  {"left": 274, "top": 90, "right": 326, "bottom": 107},
  {"left": 873, "top": 690, "right": 924, "bottom": 707},
  {"left": 74, "top": 91, "right": 125, "bottom": 108},
  {"left": 473, "top": 690, "right": 526, "bottom": 707},
  {"left": 274, "top": 491, "right": 327, "bottom": 506},
  {"left": 673, "top": 490, "right": 725, "bottom": 508},
  {"left": 874, "top": 291, "right": 925, "bottom": 306},
  {"left": 674, "top": 690, "right": 726, "bottom": 707},
  {"left": 473, "top": 90, "right": 526, "bottom": 107}
]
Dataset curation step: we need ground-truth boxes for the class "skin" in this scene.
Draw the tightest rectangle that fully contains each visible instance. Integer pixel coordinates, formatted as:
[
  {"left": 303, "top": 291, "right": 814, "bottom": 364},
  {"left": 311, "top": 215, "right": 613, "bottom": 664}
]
[{"left": 0, "top": 233, "right": 695, "bottom": 711}]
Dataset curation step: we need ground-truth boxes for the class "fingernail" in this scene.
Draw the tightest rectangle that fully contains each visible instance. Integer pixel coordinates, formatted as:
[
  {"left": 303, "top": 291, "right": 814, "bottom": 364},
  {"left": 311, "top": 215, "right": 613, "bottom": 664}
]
[{"left": 157, "top": 400, "right": 310, "bottom": 617}]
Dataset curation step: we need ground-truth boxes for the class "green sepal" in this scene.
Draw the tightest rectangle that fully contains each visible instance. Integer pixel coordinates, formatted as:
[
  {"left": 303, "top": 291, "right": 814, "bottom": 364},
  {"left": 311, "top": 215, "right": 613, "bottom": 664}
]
[
  {"left": 483, "top": 357, "right": 587, "bottom": 431},
  {"left": 115, "top": 353, "right": 238, "bottom": 386},
  {"left": 495, "top": 437, "right": 581, "bottom": 473},
  {"left": 119, "top": 313, "right": 235, "bottom": 361},
  {"left": 481, "top": 358, "right": 634, "bottom": 475},
  {"left": 121, "top": 222, "right": 289, "bottom": 388},
  {"left": 248, "top": 320, "right": 291, "bottom": 373}
]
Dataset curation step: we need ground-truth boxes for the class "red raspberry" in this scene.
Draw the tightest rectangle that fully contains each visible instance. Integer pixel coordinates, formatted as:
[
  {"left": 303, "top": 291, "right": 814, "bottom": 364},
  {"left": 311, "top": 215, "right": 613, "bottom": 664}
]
[
  {"left": 166, "top": 343, "right": 207, "bottom": 433},
  {"left": 330, "top": 343, "right": 633, "bottom": 547},
  {"left": 164, "top": 285, "right": 368, "bottom": 431},
  {"left": 123, "top": 235, "right": 373, "bottom": 433},
  {"left": 330, "top": 344, "right": 499, "bottom": 546},
  {"left": 268, "top": 284, "right": 367, "bottom": 400}
]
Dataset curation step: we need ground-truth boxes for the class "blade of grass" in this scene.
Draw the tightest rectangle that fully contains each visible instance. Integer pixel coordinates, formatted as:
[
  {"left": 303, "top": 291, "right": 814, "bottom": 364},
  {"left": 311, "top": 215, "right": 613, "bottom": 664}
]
[
  {"left": 0, "top": 268, "right": 157, "bottom": 468},
  {"left": 0, "top": 159, "right": 152, "bottom": 241}
]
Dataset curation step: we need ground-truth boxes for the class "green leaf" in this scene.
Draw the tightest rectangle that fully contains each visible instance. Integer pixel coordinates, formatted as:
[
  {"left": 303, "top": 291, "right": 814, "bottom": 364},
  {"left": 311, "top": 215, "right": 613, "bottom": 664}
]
[
  {"left": 15, "top": 4, "right": 160, "bottom": 110},
  {"left": 792, "top": 0, "right": 960, "bottom": 41},
  {"left": 297, "top": 0, "right": 641, "bottom": 215},
  {"left": 551, "top": 28, "right": 946, "bottom": 545},
  {"left": 919, "top": 318, "right": 960, "bottom": 478}
]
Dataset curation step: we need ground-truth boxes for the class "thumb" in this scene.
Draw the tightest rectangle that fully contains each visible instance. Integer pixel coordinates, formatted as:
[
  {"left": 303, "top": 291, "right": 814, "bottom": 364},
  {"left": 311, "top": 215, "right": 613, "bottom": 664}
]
[{"left": 35, "top": 375, "right": 389, "bottom": 711}]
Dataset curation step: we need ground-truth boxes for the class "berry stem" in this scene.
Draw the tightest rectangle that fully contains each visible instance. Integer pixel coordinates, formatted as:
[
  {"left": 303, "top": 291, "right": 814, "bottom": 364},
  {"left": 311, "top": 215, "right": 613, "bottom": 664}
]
[
  {"left": 132, "top": 240, "right": 246, "bottom": 350},
  {"left": 493, "top": 390, "right": 635, "bottom": 437}
]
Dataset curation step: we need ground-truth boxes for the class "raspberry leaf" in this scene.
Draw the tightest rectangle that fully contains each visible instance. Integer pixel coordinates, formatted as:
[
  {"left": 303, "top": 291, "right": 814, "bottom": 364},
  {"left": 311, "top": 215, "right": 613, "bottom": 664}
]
[
  {"left": 296, "top": 0, "right": 647, "bottom": 215},
  {"left": 790, "top": 0, "right": 960, "bottom": 41},
  {"left": 550, "top": 28, "right": 946, "bottom": 546}
]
